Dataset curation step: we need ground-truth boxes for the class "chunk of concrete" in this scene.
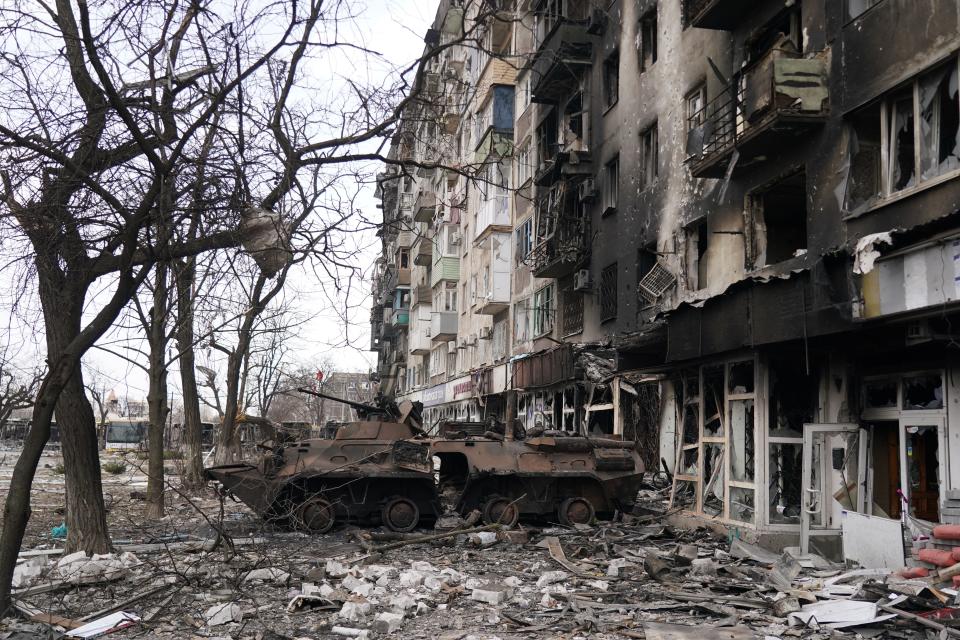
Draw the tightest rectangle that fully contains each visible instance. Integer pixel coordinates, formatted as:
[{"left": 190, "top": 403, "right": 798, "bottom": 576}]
[
  {"left": 536, "top": 571, "right": 568, "bottom": 588},
  {"left": 497, "top": 529, "right": 530, "bottom": 545},
  {"left": 338, "top": 597, "right": 372, "bottom": 622},
  {"left": 470, "top": 583, "right": 513, "bottom": 605},
  {"left": 399, "top": 570, "right": 426, "bottom": 588},
  {"left": 373, "top": 611, "right": 404, "bottom": 634},
  {"left": 468, "top": 532, "right": 498, "bottom": 548},
  {"left": 389, "top": 593, "right": 417, "bottom": 613},
  {"left": 205, "top": 602, "right": 242, "bottom": 626},
  {"left": 341, "top": 575, "right": 373, "bottom": 597},
  {"left": 326, "top": 559, "right": 352, "bottom": 578},
  {"left": 243, "top": 567, "right": 290, "bottom": 583}
]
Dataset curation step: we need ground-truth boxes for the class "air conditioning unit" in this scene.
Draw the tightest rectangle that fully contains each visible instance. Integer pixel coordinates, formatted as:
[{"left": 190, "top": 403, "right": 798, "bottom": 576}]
[
  {"left": 468, "top": 333, "right": 478, "bottom": 346},
  {"left": 574, "top": 269, "right": 591, "bottom": 291},
  {"left": 457, "top": 337, "right": 468, "bottom": 350},
  {"left": 578, "top": 178, "right": 597, "bottom": 203},
  {"left": 638, "top": 262, "right": 677, "bottom": 303},
  {"left": 479, "top": 326, "right": 493, "bottom": 340},
  {"left": 425, "top": 328, "right": 432, "bottom": 337},
  {"left": 447, "top": 340, "right": 457, "bottom": 353},
  {"left": 586, "top": 8, "right": 607, "bottom": 35},
  {"left": 451, "top": 232, "right": 463, "bottom": 245}
]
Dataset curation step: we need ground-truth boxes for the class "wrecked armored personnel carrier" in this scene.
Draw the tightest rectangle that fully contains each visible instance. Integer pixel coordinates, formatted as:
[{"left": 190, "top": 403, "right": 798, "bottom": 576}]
[
  {"left": 206, "top": 389, "right": 435, "bottom": 533},
  {"left": 432, "top": 420, "right": 644, "bottom": 527}
]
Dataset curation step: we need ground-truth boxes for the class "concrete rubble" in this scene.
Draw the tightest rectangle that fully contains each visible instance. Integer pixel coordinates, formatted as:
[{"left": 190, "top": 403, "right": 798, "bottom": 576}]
[{"left": 8, "top": 477, "right": 960, "bottom": 639}]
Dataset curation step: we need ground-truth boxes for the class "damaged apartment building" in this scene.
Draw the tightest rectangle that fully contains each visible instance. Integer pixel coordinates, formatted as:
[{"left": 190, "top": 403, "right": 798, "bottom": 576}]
[{"left": 370, "top": 0, "right": 960, "bottom": 554}]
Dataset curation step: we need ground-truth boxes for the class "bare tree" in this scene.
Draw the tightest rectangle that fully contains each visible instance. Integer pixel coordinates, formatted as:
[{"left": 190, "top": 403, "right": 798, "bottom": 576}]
[{"left": 0, "top": 356, "right": 42, "bottom": 437}]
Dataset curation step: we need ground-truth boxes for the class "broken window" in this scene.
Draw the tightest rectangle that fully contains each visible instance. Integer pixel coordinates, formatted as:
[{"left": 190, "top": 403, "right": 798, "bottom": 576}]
[
  {"left": 702, "top": 364, "right": 724, "bottom": 436},
  {"left": 639, "top": 123, "right": 658, "bottom": 190},
  {"left": 638, "top": 7, "right": 657, "bottom": 73},
  {"left": 728, "top": 360, "right": 754, "bottom": 394},
  {"left": 702, "top": 444, "right": 724, "bottom": 516},
  {"left": 846, "top": 58, "right": 960, "bottom": 210},
  {"left": 603, "top": 155, "right": 619, "bottom": 213},
  {"left": 600, "top": 262, "right": 618, "bottom": 321},
  {"left": 536, "top": 107, "right": 559, "bottom": 171},
  {"left": 748, "top": 171, "right": 807, "bottom": 268},
  {"left": 919, "top": 61, "right": 960, "bottom": 181},
  {"left": 563, "top": 91, "right": 588, "bottom": 150},
  {"left": 398, "top": 248, "right": 409, "bottom": 269},
  {"left": 729, "top": 399, "right": 755, "bottom": 482},
  {"left": 888, "top": 88, "right": 917, "bottom": 192},
  {"left": 864, "top": 377, "right": 897, "bottom": 409},
  {"left": 769, "top": 442, "right": 803, "bottom": 524},
  {"left": 845, "top": 102, "right": 882, "bottom": 212},
  {"left": 603, "top": 51, "right": 619, "bottom": 109},
  {"left": 902, "top": 373, "right": 944, "bottom": 410},
  {"left": 636, "top": 245, "right": 658, "bottom": 308}
]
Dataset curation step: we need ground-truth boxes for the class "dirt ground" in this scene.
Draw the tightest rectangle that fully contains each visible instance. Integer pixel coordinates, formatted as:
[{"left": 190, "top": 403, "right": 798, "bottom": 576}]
[{"left": 0, "top": 447, "right": 949, "bottom": 639}]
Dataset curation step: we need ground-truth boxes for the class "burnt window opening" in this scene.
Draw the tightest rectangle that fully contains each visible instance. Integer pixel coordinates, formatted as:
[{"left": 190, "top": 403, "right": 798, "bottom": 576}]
[
  {"left": 903, "top": 373, "right": 944, "bottom": 410},
  {"left": 560, "top": 284, "right": 584, "bottom": 336},
  {"left": 745, "top": 4, "right": 801, "bottom": 68},
  {"left": 536, "top": 108, "right": 559, "bottom": 171},
  {"left": 748, "top": 170, "right": 807, "bottom": 268},
  {"left": 846, "top": 0, "right": 883, "bottom": 21},
  {"left": 636, "top": 245, "right": 658, "bottom": 307},
  {"left": 603, "top": 155, "right": 619, "bottom": 214},
  {"left": 600, "top": 262, "right": 618, "bottom": 322},
  {"left": 640, "top": 122, "right": 658, "bottom": 189},
  {"left": 702, "top": 364, "right": 724, "bottom": 437},
  {"left": 685, "top": 218, "right": 708, "bottom": 290},
  {"left": 603, "top": 51, "right": 619, "bottom": 109},
  {"left": 845, "top": 102, "right": 882, "bottom": 212},
  {"left": 638, "top": 7, "right": 657, "bottom": 73},
  {"left": 563, "top": 91, "right": 588, "bottom": 151},
  {"left": 845, "top": 58, "right": 960, "bottom": 212}
]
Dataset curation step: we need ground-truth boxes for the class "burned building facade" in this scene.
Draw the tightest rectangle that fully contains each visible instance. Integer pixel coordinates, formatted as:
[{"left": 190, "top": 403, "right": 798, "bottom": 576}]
[{"left": 371, "top": 0, "right": 960, "bottom": 552}]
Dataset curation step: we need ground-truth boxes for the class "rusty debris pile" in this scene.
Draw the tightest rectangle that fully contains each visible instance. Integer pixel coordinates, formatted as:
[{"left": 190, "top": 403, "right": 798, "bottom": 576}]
[{"left": 7, "top": 482, "right": 960, "bottom": 639}]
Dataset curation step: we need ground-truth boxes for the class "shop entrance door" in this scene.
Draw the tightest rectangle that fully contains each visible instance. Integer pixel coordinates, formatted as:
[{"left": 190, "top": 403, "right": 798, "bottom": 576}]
[
  {"left": 900, "top": 417, "right": 943, "bottom": 522},
  {"left": 800, "top": 424, "right": 867, "bottom": 556}
]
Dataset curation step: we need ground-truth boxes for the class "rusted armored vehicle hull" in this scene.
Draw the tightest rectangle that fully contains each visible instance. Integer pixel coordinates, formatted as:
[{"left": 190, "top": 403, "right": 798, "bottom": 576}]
[
  {"left": 432, "top": 431, "right": 644, "bottom": 526},
  {"left": 207, "top": 391, "right": 438, "bottom": 533}
]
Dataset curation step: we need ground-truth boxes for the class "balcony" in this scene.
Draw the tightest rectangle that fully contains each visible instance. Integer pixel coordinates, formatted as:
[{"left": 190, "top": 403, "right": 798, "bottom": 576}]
[
  {"left": 476, "top": 271, "right": 510, "bottom": 315},
  {"left": 386, "top": 266, "right": 410, "bottom": 290},
  {"left": 430, "top": 311, "right": 458, "bottom": 342},
  {"left": 474, "top": 194, "right": 511, "bottom": 242},
  {"left": 530, "top": 23, "right": 593, "bottom": 104},
  {"left": 430, "top": 256, "right": 460, "bottom": 287},
  {"left": 686, "top": 49, "right": 828, "bottom": 178},
  {"left": 413, "top": 235, "right": 433, "bottom": 267},
  {"left": 529, "top": 216, "right": 590, "bottom": 279},
  {"left": 409, "top": 318, "right": 432, "bottom": 355},
  {"left": 390, "top": 309, "right": 409, "bottom": 327},
  {"left": 412, "top": 284, "right": 432, "bottom": 308},
  {"left": 414, "top": 190, "right": 436, "bottom": 223},
  {"left": 685, "top": 0, "right": 752, "bottom": 30},
  {"left": 474, "top": 85, "right": 515, "bottom": 163}
]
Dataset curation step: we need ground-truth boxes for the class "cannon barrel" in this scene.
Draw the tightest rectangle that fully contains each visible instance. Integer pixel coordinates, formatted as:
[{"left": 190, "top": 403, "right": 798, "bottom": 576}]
[{"left": 297, "top": 387, "right": 397, "bottom": 420}]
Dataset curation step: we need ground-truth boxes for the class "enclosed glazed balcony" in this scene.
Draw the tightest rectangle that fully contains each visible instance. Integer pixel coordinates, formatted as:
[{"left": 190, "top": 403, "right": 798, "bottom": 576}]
[
  {"left": 530, "top": 23, "right": 592, "bottom": 104},
  {"left": 475, "top": 236, "right": 512, "bottom": 315},
  {"left": 686, "top": 49, "right": 828, "bottom": 178},
  {"left": 408, "top": 318, "right": 432, "bottom": 355},
  {"left": 414, "top": 190, "right": 436, "bottom": 223},
  {"left": 411, "top": 284, "right": 432, "bottom": 308},
  {"left": 413, "top": 235, "right": 433, "bottom": 266},
  {"left": 430, "top": 311, "right": 458, "bottom": 342},
  {"left": 685, "top": 0, "right": 752, "bottom": 30},
  {"left": 474, "top": 85, "right": 515, "bottom": 163},
  {"left": 474, "top": 193, "right": 511, "bottom": 242}
]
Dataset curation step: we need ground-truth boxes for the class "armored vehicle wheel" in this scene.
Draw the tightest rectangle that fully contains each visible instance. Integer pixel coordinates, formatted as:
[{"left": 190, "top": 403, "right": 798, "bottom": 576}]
[
  {"left": 297, "top": 496, "right": 335, "bottom": 533},
  {"left": 382, "top": 496, "right": 420, "bottom": 532},
  {"left": 558, "top": 497, "right": 595, "bottom": 526},
  {"left": 482, "top": 496, "right": 519, "bottom": 527}
]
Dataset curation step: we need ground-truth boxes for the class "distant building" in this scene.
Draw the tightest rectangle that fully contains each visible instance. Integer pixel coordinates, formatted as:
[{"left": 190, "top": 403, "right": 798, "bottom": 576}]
[{"left": 318, "top": 372, "right": 376, "bottom": 424}]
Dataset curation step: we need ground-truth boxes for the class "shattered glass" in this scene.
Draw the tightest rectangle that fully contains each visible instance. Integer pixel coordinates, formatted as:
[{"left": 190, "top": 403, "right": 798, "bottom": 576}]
[
  {"left": 729, "top": 487, "right": 755, "bottom": 524},
  {"left": 919, "top": 62, "right": 960, "bottom": 181},
  {"left": 888, "top": 91, "right": 916, "bottom": 192},
  {"left": 769, "top": 443, "right": 803, "bottom": 524},
  {"left": 902, "top": 373, "right": 944, "bottom": 410},
  {"left": 729, "top": 399, "right": 755, "bottom": 482},
  {"left": 702, "top": 444, "right": 725, "bottom": 516},
  {"left": 703, "top": 365, "right": 724, "bottom": 437}
]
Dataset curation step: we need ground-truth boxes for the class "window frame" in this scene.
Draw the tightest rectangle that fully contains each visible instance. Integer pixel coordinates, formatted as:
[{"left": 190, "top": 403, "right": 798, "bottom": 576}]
[
  {"left": 844, "top": 54, "right": 960, "bottom": 218},
  {"left": 533, "top": 283, "right": 555, "bottom": 337},
  {"left": 603, "top": 155, "right": 619, "bottom": 215},
  {"left": 515, "top": 216, "right": 534, "bottom": 263},
  {"left": 640, "top": 122, "right": 658, "bottom": 190},
  {"left": 602, "top": 50, "right": 620, "bottom": 110},
  {"left": 638, "top": 7, "right": 658, "bottom": 73},
  {"left": 685, "top": 85, "right": 706, "bottom": 132}
]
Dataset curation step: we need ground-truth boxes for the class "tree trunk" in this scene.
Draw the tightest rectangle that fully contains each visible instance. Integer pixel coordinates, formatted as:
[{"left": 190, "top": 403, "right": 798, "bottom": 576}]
[
  {"left": 214, "top": 350, "right": 243, "bottom": 465},
  {"left": 176, "top": 259, "right": 205, "bottom": 490},
  {"left": 145, "top": 265, "right": 169, "bottom": 518}
]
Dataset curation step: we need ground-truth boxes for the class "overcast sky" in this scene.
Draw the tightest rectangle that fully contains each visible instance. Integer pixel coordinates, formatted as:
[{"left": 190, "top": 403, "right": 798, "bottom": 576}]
[{"left": 1, "top": 0, "right": 436, "bottom": 407}]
